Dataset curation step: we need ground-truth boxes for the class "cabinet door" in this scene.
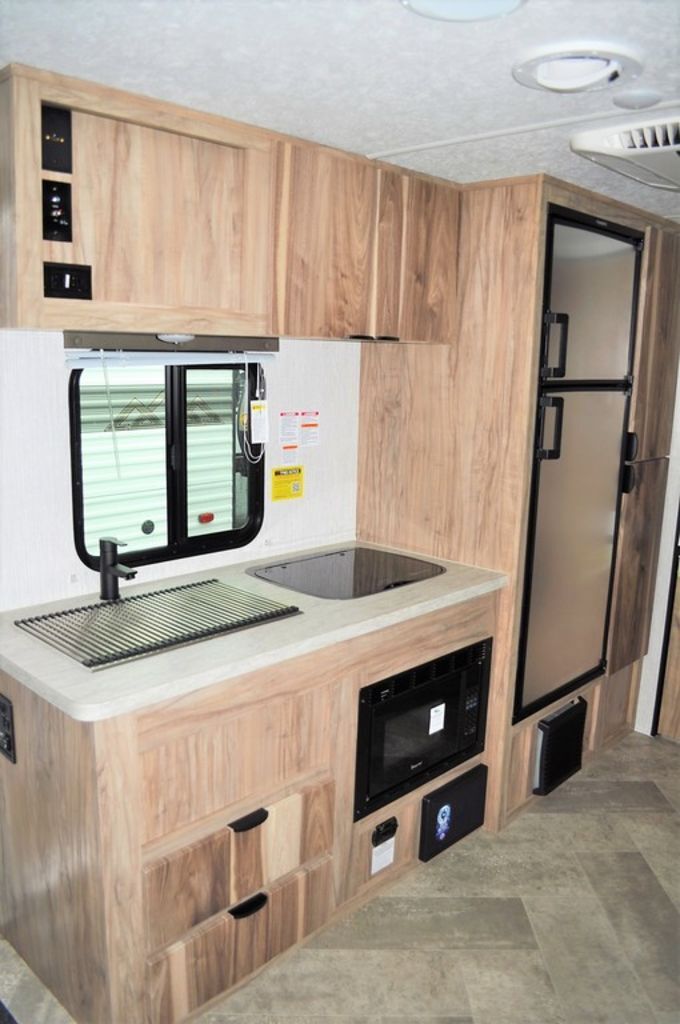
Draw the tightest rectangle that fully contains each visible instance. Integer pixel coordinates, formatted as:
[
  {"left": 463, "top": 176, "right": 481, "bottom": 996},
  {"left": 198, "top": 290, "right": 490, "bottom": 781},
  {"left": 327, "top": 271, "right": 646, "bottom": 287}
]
[
  {"left": 56, "top": 111, "right": 273, "bottom": 332},
  {"left": 398, "top": 175, "right": 459, "bottom": 344},
  {"left": 608, "top": 457, "right": 669, "bottom": 675},
  {"left": 629, "top": 228, "right": 680, "bottom": 460},
  {"left": 143, "top": 779, "right": 334, "bottom": 950},
  {"left": 146, "top": 857, "right": 334, "bottom": 1024},
  {"left": 274, "top": 142, "right": 378, "bottom": 338}
]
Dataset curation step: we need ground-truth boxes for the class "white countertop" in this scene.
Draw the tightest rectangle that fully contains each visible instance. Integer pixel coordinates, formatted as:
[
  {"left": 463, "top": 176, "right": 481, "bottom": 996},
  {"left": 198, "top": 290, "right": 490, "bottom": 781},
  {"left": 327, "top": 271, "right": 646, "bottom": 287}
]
[{"left": 0, "top": 543, "right": 506, "bottom": 721}]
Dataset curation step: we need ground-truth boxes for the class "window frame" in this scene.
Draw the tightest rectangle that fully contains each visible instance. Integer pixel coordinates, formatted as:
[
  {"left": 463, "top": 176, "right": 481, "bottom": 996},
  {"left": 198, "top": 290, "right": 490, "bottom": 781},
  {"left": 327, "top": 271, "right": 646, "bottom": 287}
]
[{"left": 69, "top": 362, "right": 265, "bottom": 571}]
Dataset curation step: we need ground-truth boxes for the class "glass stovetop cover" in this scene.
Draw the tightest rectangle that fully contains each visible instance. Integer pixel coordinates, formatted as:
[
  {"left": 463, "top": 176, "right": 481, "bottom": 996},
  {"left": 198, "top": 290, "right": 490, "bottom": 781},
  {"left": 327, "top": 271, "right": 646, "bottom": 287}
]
[{"left": 249, "top": 547, "right": 445, "bottom": 599}]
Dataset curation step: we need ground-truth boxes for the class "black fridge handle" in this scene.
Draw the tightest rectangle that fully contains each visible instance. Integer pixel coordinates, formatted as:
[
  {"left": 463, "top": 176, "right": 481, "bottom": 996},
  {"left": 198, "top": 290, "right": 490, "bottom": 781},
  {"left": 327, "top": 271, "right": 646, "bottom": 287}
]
[
  {"left": 625, "top": 431, "right": 639, "bottom": 462},
  {"left": 537, "top": 396, "right": 564, "bottom": 461},
  {"left": 622, "top": 464, "right": 637, "bottom": 494},
  {"left": 540, "top": 311, "right": 569, "bottom": 380}
]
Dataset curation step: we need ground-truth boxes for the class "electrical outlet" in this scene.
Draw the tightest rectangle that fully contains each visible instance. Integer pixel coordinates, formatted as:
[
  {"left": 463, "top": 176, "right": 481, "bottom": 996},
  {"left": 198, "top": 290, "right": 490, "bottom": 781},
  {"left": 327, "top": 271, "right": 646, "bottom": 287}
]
[{"left": 0, "top": 693, "right": 16, "bottom": 764}]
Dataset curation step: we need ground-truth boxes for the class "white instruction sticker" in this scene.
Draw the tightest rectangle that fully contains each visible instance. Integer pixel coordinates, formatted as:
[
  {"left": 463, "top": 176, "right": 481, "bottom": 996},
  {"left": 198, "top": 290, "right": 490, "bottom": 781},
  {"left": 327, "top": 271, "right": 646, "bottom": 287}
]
[
  {"left": 250, "top": 400, "right": 269, "bottom": 444},
  {"left": 429, "top": 703, "right": 446, "bottom": 735},
  {"left": 279, "top": 410, "right": 300, "bottom": 447},
  {"left": 300, "top": 410, "right": 320, "bottom": 447},
  {"left": 371, "top": 836, "right": 395, "bottom": 876}
]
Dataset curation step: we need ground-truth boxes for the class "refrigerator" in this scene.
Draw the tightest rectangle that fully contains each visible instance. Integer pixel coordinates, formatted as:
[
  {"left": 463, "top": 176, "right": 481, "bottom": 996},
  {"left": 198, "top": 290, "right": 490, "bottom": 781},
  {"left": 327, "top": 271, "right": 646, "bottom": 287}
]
[{"left": 514, "top": 206, "right": 644, "bottom": 721}]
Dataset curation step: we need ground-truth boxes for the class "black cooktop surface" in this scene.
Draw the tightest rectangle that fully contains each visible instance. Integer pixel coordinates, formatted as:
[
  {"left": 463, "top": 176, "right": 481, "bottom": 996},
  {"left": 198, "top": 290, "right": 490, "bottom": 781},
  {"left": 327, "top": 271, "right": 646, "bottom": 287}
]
[{"left": 249, "top": 547, "right": 445, "bottom": 599}]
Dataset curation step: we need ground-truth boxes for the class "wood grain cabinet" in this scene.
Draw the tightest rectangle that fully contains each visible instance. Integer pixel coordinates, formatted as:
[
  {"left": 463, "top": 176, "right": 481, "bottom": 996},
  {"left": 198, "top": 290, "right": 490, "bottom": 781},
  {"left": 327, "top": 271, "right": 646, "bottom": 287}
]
[
  {"left": 608, "top": 456, "right": 669, "bottom": 675},
  {"left": 1, "top": 65, "right": 275, "bottom": 334},
  {"left": 143, "top": 779, "right": 334, "bottom": 950},
  {"left": 274, "top": 143, "right": 459, "bottom": 343},
  {"left": 146, "top": 856, "right": 335, "bottom": 1024},
  {"left": 629, "top": 227, "right": 680, "bottom": 461}
]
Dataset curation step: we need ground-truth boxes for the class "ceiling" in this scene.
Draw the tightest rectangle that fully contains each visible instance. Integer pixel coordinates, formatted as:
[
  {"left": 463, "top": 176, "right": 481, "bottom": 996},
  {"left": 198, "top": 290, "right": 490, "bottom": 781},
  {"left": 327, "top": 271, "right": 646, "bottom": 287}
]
[{"left": 1, "top": 0, "right": 679, "bottom": 220}]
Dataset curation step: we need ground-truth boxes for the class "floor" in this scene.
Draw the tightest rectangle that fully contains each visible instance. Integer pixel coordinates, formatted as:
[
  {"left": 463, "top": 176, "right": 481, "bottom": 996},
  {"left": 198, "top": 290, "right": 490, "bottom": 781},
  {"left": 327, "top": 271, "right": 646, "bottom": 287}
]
[{"left": 0, "top": 731, "right": 678, "bottom": 1024}]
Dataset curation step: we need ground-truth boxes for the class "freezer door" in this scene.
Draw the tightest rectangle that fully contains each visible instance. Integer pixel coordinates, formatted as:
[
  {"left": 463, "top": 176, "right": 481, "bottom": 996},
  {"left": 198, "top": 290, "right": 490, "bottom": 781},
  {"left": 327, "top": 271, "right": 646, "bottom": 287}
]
[
  {"left": 544, "top": 223, "right": 638, "bottom": 382},
  {"left": 520, "top": 390, "right": 627, "bottom": 711}
]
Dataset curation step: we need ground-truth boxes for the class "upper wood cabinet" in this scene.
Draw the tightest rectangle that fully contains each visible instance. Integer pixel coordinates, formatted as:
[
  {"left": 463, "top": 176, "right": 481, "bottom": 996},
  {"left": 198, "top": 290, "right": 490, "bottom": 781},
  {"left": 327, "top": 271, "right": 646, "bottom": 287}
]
[
  {"left": 273, "top": 142, "right": 379, "bottom": 339},
  {"left": 274, "top": 142, "right": 459, "bottom": 343},
  {"left": 629, "top": 227, "right": 680, "bottom": 461},
  {"left": 1, "top": 66, "right": 275, "bottom": 335}
]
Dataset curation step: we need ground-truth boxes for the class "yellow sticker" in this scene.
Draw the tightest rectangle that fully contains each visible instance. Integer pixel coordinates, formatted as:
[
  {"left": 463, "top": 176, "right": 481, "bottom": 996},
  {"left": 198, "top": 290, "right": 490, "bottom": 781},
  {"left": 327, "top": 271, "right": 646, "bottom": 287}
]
[{"left": 271, "top": 465, "right": 304, "bottom": 501}]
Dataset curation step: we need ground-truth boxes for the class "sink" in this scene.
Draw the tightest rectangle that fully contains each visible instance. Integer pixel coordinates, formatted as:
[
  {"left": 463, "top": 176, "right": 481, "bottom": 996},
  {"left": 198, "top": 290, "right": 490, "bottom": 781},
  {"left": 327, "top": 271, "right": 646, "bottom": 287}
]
[
  {"left": 14, "top": 579, "right": 299, "bottom": 669},
  {"left": 249, "top": 546, "right": 445, "bottom": 599}
]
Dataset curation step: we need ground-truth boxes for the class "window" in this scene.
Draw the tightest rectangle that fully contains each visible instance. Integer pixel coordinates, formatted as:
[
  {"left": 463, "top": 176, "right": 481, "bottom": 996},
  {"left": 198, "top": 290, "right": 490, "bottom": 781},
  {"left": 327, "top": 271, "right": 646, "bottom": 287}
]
[{"left": 69, "top": 362, "right": 264, "bottom": 569}]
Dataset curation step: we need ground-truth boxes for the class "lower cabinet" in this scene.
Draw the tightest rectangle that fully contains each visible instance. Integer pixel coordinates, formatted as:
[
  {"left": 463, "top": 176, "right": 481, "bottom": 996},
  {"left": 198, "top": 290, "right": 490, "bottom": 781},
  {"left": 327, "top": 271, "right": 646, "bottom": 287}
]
[
  {"left": 143, "top": 780, "right": 334, "bottom": 950},
  {"left": 146, "top": 856, "right": 335, "bottom": 1024}
]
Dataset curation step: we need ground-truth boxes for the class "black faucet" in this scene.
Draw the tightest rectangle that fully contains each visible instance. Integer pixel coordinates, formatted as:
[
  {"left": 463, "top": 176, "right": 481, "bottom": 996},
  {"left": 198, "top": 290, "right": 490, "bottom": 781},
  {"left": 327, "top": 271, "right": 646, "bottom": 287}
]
[{"left": 99, "top": 537, "right": 137, "bottom": 601}]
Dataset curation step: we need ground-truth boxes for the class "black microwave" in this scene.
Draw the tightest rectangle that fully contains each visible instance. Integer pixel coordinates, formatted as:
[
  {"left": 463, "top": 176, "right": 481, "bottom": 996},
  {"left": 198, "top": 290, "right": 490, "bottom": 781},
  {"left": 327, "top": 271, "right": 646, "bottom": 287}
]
[{"left": 354, "top": 638, "right": 492, "bottom": 820}]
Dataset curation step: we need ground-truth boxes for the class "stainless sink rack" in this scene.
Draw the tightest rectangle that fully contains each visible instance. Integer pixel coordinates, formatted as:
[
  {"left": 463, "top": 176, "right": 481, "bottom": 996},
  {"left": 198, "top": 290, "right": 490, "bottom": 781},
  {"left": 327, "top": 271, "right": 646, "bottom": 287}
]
[{"left": 15, "top": 578, "right": 299, "bottom": 669}]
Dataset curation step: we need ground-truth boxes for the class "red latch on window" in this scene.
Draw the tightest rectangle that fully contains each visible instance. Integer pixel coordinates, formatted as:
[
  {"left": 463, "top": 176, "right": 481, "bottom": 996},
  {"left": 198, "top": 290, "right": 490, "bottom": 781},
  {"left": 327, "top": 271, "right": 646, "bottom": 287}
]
[{"left": 198, "top": 512, "right": 215, "bottom": 524}]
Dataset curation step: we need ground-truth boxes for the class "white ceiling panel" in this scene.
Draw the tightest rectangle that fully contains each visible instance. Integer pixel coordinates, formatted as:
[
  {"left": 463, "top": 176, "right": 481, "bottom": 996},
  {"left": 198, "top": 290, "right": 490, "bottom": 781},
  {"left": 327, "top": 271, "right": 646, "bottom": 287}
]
[{"left": 0, "top": 0, "right": 679, "bottom": 218}]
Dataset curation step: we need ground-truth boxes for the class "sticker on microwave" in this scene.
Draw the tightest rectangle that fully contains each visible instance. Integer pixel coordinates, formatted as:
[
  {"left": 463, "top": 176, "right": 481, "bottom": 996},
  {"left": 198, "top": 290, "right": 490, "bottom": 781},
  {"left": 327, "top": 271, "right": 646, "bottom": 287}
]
[{"left": 429, "top": 703, "right": 445, "bottom": 735}]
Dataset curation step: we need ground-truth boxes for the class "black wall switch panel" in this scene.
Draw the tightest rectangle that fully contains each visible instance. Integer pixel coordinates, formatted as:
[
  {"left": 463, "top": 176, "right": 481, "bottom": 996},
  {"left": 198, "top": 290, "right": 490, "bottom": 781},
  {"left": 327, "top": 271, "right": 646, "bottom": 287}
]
[
  {"left": 42, "top": 180, "right": 72, "bottom": 242},
  {"left": 0, "top": 693, "right": 16, "bottom": 764},
  {"left": 44, "top": 262, "right": 92, "bottom": 300},
  {"left": 41, "top": 105, "right": 72, "bottom": 173}
]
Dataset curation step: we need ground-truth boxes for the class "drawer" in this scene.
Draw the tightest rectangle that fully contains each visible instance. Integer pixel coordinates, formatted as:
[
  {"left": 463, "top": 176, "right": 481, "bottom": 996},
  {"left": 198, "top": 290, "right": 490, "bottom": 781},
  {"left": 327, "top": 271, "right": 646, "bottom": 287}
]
[
  {"left": 146, "top": 855, "right": 335, "bottom": 1024},
  {"left": 144, "top": 779, "right": 334, "bottom": 951}
]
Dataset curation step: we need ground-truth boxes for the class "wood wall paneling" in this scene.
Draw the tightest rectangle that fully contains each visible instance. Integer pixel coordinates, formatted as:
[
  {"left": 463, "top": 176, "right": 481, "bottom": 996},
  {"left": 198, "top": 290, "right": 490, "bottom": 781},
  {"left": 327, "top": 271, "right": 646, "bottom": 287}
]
[
  {"left": 608, "top": 457, "right": 669, "bottom": 675},
  {"left": 0, "top": 671, "right": 112, "bottom": 1023},
  {"left": 372, "top": 167, "right": 406, "bottom": 339}
]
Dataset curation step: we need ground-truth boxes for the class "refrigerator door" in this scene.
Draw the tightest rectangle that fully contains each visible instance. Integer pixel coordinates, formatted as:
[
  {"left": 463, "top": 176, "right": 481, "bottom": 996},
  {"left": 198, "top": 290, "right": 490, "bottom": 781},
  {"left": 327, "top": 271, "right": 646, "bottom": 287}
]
[
  {"left": 543, "top": 223, "right": 638, "bottom": 383},
  {"left": 519, "top": 389, "right": 627, "bottom": 711}
]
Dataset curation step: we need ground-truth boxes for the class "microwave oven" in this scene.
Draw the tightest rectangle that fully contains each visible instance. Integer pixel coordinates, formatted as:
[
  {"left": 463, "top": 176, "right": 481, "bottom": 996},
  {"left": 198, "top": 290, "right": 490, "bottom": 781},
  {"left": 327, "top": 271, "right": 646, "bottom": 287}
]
[{"left": 354, "top": 638, "right": 491, "bottom": 820}]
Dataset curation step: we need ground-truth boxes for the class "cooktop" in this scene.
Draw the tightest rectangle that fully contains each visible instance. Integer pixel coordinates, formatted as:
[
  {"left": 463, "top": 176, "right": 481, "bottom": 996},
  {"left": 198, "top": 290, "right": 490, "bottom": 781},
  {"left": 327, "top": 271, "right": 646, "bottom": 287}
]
[{"left": 249, "top": 547, "right": 445, "bottom": 599}]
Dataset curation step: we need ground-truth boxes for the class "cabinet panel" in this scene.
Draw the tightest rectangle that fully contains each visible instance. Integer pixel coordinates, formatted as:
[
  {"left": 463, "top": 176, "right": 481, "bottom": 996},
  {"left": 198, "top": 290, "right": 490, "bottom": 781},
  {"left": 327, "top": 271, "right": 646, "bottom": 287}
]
[
  {"left": 146, "top": 856, "right": 335, "bottom": 1024},
  {"left": 399, "top": 175, "right": 459, "bottom": 344},
  {"left": 630, "top": 228, "right": 680, "bottom": 460},
  {"left": 608, "top": 457, "right": 668, "bottom": 674},
  {"left": 373, "top": 167, "right": 406, "bottom": 340},
  {"left": 6, "top": 69, "right": 275, "bottom": 334},
  {"left": 143, "top": 779, "right": 334, "bottom": 950},
  {"left": 275, "top": 142, "right": 378, "bottom": 338},
  {"left": 140, "top": 684, "right": 333, "bottom": 842}
]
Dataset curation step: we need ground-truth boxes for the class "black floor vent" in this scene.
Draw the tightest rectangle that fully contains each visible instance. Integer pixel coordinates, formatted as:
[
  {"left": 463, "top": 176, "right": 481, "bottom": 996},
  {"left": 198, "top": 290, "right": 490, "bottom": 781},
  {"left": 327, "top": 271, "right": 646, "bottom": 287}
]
[{"left": 533, "top": 696, "right": 587, "bottom": 796}]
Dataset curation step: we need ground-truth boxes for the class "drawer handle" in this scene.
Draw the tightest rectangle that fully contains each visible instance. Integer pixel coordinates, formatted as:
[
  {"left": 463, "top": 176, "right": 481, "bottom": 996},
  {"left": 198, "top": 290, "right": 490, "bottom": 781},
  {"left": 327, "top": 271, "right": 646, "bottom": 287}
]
[
  {"left": 228, "top": 807, "right": 269, "bottom": 833},
  {"left": 229, "top": 892, "right": 268, "bottom": 919}
]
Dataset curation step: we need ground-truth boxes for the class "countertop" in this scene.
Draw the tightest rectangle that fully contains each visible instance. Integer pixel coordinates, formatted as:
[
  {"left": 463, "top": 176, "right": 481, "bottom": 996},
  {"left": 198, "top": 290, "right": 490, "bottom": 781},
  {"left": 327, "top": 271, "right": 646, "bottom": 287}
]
[{"left": 0, "top": 542, "right": 506, "bottom": 721}]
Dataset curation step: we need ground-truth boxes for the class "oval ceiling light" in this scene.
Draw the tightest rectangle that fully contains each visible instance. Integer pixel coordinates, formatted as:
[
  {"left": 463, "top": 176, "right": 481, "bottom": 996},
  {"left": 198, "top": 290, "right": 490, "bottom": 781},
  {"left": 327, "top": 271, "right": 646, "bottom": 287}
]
[
  {"left": 401, "top": 0, "right": 525, "bottom": 21},
  {"left": 513, "top": 47, "right": 642, "bottom": 93}
]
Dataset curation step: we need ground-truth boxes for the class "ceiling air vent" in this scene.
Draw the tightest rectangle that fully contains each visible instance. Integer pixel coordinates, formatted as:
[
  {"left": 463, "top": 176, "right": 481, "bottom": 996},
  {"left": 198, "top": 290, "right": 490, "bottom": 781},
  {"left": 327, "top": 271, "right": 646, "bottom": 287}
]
[{"left": 571, "top": 115, "right": 680, "bottom": 191}]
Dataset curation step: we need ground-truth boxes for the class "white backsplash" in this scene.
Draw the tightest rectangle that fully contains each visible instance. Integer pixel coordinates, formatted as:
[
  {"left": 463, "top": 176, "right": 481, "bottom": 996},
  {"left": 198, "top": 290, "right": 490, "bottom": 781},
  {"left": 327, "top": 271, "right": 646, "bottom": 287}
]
[{"left": 0, "top": 332, "right": 361, "bottom": 612}]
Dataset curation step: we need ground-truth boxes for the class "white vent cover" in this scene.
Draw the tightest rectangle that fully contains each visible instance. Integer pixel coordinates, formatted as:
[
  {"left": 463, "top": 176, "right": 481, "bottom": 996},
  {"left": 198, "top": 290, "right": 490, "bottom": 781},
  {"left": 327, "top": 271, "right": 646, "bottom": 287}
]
[{"left": 571, "top": 116, "right": 680, "bottom": 191}]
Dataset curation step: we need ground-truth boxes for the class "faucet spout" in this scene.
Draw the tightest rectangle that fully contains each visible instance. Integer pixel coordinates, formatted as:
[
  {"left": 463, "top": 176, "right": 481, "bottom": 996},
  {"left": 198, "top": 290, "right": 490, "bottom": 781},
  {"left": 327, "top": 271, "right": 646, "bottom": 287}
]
[{"left": 99, "top": 537, "right": 138, "bottom": 601}]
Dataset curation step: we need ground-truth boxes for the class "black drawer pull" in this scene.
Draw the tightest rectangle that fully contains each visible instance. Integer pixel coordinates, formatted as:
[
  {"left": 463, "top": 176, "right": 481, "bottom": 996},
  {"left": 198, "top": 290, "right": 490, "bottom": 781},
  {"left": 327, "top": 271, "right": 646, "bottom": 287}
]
[
  {"left": 229, "top": 892, "right": 268, "bottom": 919},
  {"left": 375, "top": 335, "right": 400, "bottom": 342},
  {"left": 347, "top": 334, "right": 375, "bottom": 341},
  {"left": 228, "top": 807, "right": 269, "bottom": 833}
]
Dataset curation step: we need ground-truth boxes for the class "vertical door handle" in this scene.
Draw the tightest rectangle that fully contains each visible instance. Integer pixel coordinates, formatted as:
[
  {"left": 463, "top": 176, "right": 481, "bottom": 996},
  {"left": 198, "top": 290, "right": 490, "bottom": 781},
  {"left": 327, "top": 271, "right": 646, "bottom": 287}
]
[
  {"left": 625, "top": 431, "right": 639, "bottom": 462},
  {"left": 537, "top": 396, "right": 564, "bottom": 460},
  {"left": 540, "top": 312, "right": 569, "bottom": 380},
  {"left": 621, "top": 464, "right": 637, "bottom": 494}
]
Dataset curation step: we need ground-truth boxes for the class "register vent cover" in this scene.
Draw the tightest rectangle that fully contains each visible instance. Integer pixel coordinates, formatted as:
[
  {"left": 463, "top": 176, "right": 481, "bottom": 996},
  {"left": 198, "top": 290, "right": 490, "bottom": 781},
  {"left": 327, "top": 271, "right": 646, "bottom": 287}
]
[
  {"left": 533, "top": 697, "right": 587, "bottom": 796},
  {"left": 571, "top": 116, "right": 680, "bottom": 191}
]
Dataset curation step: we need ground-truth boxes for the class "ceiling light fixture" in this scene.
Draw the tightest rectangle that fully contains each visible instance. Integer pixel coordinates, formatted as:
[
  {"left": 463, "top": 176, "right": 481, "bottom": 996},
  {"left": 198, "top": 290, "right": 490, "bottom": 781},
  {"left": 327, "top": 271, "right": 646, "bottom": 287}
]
[
  {"left": 513, "top": 46, "right": 642, "bottom": 93},
  {"left": 401, "top": 0, "right": 525, "bottom": 22}
]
